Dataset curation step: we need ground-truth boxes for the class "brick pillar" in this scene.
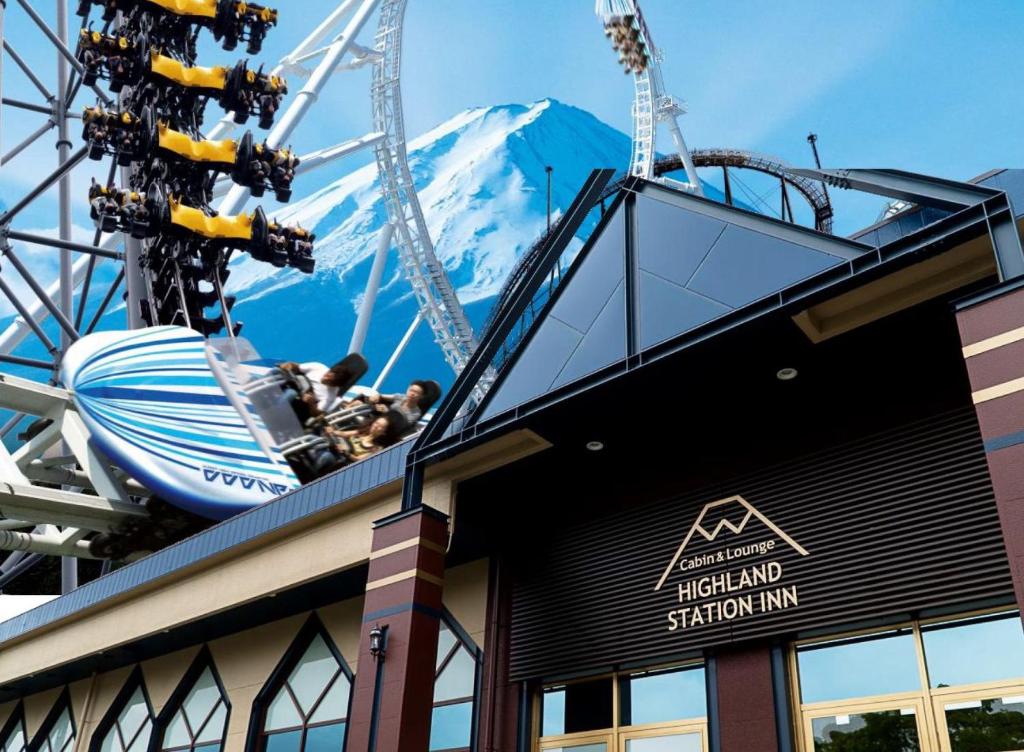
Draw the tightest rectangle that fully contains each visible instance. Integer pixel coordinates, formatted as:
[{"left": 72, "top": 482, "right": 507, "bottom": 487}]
[
  {"left": 478, "top": 559, "right": 519, "bottom": 752},
  {"left": 347, "top": 506, "right": 449, "bottom": 752},
  {"left": 716, "top": 643, "right": 779, "bottom": 752},
  {"left": 958, "top": 285, "right": 1024, "bottom": 610}
]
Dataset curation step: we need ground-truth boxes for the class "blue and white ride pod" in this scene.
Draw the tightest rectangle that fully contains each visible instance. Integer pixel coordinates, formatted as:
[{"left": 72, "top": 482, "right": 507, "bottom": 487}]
[{"left": 61, "top": 326, "right": 301, "bottom": 520}]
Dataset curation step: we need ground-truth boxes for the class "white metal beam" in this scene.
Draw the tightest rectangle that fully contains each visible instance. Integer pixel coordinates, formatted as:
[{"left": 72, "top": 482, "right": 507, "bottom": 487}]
[
  {"left": 0, "top": 483, "right": 144, "bottom": 532},
  {"left": 218, "top": 0, "right": 381, "bottom": 215}
]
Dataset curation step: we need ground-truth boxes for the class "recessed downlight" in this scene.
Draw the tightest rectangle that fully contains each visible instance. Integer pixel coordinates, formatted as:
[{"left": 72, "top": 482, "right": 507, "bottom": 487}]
[
  {"left": 776, "top": 367, "right": 798, "bottom": 381},
  {"left": 586, "top": 440, "right": 605, "bottom": 452}
]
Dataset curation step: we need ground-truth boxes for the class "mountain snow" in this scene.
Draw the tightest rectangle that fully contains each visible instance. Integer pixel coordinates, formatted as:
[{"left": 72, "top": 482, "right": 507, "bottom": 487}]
[
  {"left": 225, "top": 98, "right": 647, "bottom": 392},
  {"left": 0, "top": 99, "right": 720, "bottom": 394}
]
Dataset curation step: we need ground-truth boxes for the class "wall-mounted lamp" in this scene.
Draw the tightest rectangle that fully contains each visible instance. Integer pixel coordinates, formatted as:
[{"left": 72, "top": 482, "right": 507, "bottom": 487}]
[{"left": 369, "top": 624, "right": 386, "bottom": 661}]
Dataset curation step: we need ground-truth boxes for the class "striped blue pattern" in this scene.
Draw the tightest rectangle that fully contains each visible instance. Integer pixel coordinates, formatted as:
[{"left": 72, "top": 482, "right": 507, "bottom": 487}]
[{"left": 62, "top": 327, "right": 300, "bottom": 520}]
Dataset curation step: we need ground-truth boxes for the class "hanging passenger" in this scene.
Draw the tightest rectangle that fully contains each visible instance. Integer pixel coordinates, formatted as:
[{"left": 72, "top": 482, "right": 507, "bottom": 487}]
[
  {"left": 278, "top": 354, "right": 368, "bottom": 423},
  {"left": 359, "top": 380, "right": 441, "bottom": 428}
]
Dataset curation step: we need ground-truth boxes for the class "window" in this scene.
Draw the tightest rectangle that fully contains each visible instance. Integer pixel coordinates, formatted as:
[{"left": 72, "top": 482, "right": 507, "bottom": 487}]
[
  {"left": 797, "top": 629, "right": 920, "bottom": 704},
  {"left": 430, "top": 616, "right": 482, "bottom": 752},
  {"left": 253, "top": 617, "right": 352, "bottom": 752},
  {"left": 91, "top": 668, "right": 153, "bottom": 752},
  {"left": 621, "top": 665, "right": 707, "bottom": 728},
  {"left": 1, "top": 703, "right": 26, "bottom": 752},
  {"left": 792, "top": 609, "right": 1024, "bottom": 752},
  {"left": 155, "top": 649, "right": 230, "bottom": 752},
  {"left": 537, "top": 662, "right": 708, "bottom": 752},
  {"left": 29, "top": 689, "right": 74, "bottom": 752}
]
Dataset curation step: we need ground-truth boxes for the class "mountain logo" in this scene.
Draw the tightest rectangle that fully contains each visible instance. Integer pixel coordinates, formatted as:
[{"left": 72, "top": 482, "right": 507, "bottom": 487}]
[{"left": 654, "top": 495, "right": 809, "bottom": 591}]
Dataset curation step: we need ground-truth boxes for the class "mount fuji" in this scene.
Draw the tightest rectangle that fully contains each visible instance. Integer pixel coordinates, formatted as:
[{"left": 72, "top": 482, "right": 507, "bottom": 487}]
[
  {"left": 223, "top": 98, "right": 723, "bottom": 392},
  {"left": 0, "top": 99, "right": 725, "bottom": 395}
]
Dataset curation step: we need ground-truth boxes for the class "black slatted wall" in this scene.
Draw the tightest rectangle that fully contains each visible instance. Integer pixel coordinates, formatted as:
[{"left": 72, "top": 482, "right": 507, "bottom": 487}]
[{"left": 509, "top": 406, "right": 1013, "bottom": 680}]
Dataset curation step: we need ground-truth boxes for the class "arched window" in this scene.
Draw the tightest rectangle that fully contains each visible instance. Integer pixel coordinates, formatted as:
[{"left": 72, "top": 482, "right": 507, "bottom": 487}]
[
  {"left": 430, "top": 613, "right": 483, "bottom": 752},
  {"left": 91, "top": 668, "right": 153, "bottom": 752},
  {"left": 251, "top": 616, "right": 353, "bottom": 752},
  {"left": 0, "top": 702, "right": 26, "bottom": 752},
  {"left": 154, "top": 648, "right": 230, "bottom": 752},
  {"left": 29, "top": 688, "right": 74, "bottom": 752}
]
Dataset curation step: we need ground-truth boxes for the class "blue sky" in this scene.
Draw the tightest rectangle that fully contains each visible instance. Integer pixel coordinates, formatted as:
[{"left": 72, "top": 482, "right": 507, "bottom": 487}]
[{"left": 1, "top": 1, "right": 1022, "bottom": 241}]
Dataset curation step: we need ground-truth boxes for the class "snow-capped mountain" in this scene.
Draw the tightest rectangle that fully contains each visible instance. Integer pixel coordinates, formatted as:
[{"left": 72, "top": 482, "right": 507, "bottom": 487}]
[
  {"left": 0, "top": 99, "right": 722, "bottom": 395},
  {"left": 226, "top": 98, "right": 721, "bottom": 393}
]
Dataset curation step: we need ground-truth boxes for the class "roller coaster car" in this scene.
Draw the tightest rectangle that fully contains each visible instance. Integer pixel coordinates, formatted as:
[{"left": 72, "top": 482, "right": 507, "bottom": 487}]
[
  {"left": 76, "top": 0, "right": 121, "bottom": 22},
  {"left": 88, "top": 181, "right": 162, "bottom": 239},
  {"left": 82, "top": 106, "right": 147, "bottom": 165},
  {"left": 249, "top": 212, "right": 315, "bottom": 273},
  {"left": 163, "top": 196, "right": 256, "bottom": 249},
  {"left": 77, "top": 0, "right": 277, "bottom": 55},
  {"left": 231, "top": 131, "right": 298, "bottom": 202},
  {"left": 75, "top": 29, "right": 145, "bottom": 92},
  {"left": 220, "top": 61, "right": 286, "bottom": 129},
  {"left": 152, "top": 117, "right": 237, "bottom": 171},
  {"left": 212, "top": 0, "right": 278, "bottom": 54}
]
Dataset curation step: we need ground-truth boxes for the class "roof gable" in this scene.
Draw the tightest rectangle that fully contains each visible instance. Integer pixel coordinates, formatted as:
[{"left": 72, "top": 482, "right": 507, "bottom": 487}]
[{"left": 480, "top": 181, "right": 860, "bottom": 421}]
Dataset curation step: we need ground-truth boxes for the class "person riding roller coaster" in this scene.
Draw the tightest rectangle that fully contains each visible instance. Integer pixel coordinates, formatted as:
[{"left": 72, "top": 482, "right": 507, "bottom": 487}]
[
  {"left": 277, "top": 356, "right": 369, "bottom": 422},
  {"left": 82, "top": 106, "right": 147, "bottom": 165},
  {"left": 76, "top": 29, "right": 142, "bottom": 93},
  {"left": 75, "top": 30, "right": 288, "bottom": 129},
  {"left": 76, "top": 0, "right": 278, "bottom": 56},
  {"left": 82, "top": 106, "right": 299, "bottom": 202},
  {"left": 88, "top": 181, "right": 162, "bottom": 239},
  {"left": 355, "top": 380, "right": 442, "bottom": 428},
  {"left": 273, "top": 356, "right": 441, "bottom": 480}
]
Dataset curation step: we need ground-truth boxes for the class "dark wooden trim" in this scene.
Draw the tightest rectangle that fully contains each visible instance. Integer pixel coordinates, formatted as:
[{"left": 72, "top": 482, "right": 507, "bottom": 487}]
[
  {"left": 243, "top": 613, "right": 353, "bottom": 752},
  {"left": 0, "top": 701, "right": 26, "bottom": 752},
  {"left": 89, "top": 666, "right": 152, "bottom": 752},
  {"left": 150, "top": 647, "right": 230, "bottom": 752},
  {"left": 27, "top": 687, "right": 74, "bottom": 752}
]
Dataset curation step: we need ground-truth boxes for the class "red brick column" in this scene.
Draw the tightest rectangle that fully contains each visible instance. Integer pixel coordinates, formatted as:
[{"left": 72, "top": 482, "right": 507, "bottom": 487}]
[
  {"left": 347, "top": 506, "right": 449, "bottom": 752},
  {"left": 958, "top": 285, "right": 1024, "bottom": 610},
  {"left": 478, "top": 559, "right": 519, "bottom": 752},
  {"left": 716, "top": 643, "right": 779, "bottom": 752}
]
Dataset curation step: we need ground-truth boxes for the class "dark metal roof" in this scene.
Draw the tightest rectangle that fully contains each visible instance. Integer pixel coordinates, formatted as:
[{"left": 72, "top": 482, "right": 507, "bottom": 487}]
[
  {"left": 0, "top": 440, "right": 411, "bottom": 648},
  {"left": 410, "top": 170, "right": 1023, "bottom": 471}
]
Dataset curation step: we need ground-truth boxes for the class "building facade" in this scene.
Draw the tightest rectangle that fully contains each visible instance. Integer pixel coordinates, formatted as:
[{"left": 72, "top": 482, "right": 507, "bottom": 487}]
[{"left": 3, "top": 169, "right": 1024, "bottom": 752}]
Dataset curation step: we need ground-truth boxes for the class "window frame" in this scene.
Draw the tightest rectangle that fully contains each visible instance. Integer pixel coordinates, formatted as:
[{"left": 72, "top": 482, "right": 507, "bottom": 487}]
[
  {"left": 0, "top": 701, "right": 27, "bottom": 752},
  {"left": 151, "top": 647, "right": 232, "bottom": 752},
  {"left": 534, "top": 658, "right": 710, "bottom": 752},
  {"left": 430, "top": 609, "right": 484, "bottom": 752},
  {"left": 27, "top": 687, "right": 75, "bottom": 752},
  {"left": 245, "top": 614, "right": 353, "bottom": 752},
  {"left": 789, "top": 607, "right": 1024, "bottom": 752},
  {"left": 90, "top": 666, "right": 154, "bottom": 752}
]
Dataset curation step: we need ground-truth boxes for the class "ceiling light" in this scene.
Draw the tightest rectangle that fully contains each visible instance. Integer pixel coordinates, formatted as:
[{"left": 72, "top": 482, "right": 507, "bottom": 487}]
[
  {"left": 586, "top": 440, "right": 605, "bottom": 452},
  {"left": 776, "top": 367, "right": 798, "bottom": 381}
]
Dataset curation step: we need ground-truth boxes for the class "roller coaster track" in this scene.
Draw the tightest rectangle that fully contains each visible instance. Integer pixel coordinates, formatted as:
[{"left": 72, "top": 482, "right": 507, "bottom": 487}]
[
  {"left": 371, "top": 0, "right": 479, "bottom": 376},
  {"left": 660, "top": 149, "right": 834, "bottom": 234}
]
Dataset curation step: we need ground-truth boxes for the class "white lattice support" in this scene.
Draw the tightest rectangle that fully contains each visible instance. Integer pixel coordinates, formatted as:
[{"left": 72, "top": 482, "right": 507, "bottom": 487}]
[{"left": 372, "top": 0, "right": 479, "bottom": 379}]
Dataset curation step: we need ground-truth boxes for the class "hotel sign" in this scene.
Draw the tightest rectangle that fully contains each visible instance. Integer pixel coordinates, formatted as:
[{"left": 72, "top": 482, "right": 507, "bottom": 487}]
[{"left": 654, "top": 495, "right": 810, "bottom": 632}]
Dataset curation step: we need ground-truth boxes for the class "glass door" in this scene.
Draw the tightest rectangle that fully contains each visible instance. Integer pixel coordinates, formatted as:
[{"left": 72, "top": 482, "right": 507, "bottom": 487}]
[
  {"left": 931, "top": 686, "right": 1024, "bottom": 752},
  {"left": 539, "top": 733, "right": 614, "bottom": 752},
  {"left": 618, "top": 724, "right": 706, "bottom": 752},
  {"left": 802, "top": 698, "right": 931, "bottom": 752}
]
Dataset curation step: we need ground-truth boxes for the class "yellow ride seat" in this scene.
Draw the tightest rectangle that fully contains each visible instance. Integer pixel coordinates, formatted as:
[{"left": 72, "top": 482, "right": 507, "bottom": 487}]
[
  {"left": 142, "top": 0, "right": 216, "bottom": 18},
  {"left": 156, "top": 122, "right": 237, "bottom": 166},
  {"left": 149, "top": 52, "right": 227, "bottom": 90},
  {"left": 168, "top": 198, "right": 253, "bottom": 241}
]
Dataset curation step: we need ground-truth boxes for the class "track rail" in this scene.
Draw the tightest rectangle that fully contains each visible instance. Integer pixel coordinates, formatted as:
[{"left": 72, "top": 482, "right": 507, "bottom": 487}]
[{"left": 371, "top": 0, "right": 478, "bottom": 375}]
